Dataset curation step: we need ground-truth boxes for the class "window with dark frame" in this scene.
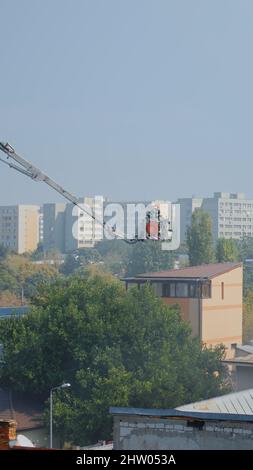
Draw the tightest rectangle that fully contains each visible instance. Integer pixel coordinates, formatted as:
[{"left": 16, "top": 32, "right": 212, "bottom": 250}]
[{"left": 161, "top": 280, "right": 211, "bottom": 299}]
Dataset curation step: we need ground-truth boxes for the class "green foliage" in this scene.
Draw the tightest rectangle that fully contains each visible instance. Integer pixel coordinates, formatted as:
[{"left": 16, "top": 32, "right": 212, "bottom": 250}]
[
  {"left": 0, "top": 254, "right": 60, "bottom": 302},
  {"left": 236, "top": 238, "right": 253, "bottom": 291},
  {"left": 125, "top": 241, "right": 176, "bottom": 276},
  {"left": 30, "top": 242, "right": 44, "bottom": 261},
  {"left": 0, "top": 272, "right": 228, "bottom": 445},
  {"left": 23, "top": 269, "right": 61, "bottom": 299},
  {"left": 237, "top": 237, "right": 253, "bottom": 261},
  {"left": 0, "top": 262, "right": 19, "bottom": 293},
  {"left": 243, "top": 290, "right": 253, "bottom": 343},
  {"left": 60, "top": 253, "right": 80, "bottom": 275},
  {"left": 186, "top": 210, "right": 215, "bottom": 266},
  {"left": 60, "top": 249, "right": 102, "bottom": 276},
  {"left": 96, "top": 240, "right": 131, "bottom": 276},
  {"left": 0, "top": 244, "right": 9, "bottom": 260},
  {"left": 216, "top": 238, "right": 239, "bottom": 263}
]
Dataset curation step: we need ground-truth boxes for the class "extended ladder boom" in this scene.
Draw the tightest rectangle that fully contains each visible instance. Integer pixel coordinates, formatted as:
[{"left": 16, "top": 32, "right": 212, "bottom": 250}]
[
  {"left": 0, "top": 142, "right": 139, "bottom": 243},
  {"left": 0, "top": 142, "right": 172, "bottom": 244},
  {"left": 0, "top": 142, "right": 97, "bottom": 219}
]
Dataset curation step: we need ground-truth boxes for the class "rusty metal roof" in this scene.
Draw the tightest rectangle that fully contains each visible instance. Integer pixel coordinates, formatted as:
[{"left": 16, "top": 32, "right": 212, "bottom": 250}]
[{"left": 134, "top": 262, "right": 242, "bottom": 280}]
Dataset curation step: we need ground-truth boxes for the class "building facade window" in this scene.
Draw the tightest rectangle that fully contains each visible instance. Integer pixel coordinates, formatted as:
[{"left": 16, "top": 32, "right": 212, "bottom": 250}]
[
  {"left": 221, "top": 282, "right": 225, "bottom": 300},
  {"left": 176, "top": 283, "right": 188, "bottom": 297},
  {"left": 161, "top": 280, "right": 211, "bottom": 299}
]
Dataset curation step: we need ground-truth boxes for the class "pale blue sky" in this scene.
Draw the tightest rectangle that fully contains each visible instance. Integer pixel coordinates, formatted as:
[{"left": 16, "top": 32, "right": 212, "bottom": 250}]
[{"left": 1, "top": 0, "right": 253, "bottom": 205}]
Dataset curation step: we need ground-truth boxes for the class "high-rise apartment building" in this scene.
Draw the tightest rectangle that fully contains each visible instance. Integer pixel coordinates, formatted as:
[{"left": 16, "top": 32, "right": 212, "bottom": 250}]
[
  {"left": 43, "top": 197, "right": 173, "bottom": 253},
  {"left": 178, "top": 192, "right": 253, "bottom": 242},
  {"left": 0, "top": 205, "right": 40, "bottom": 254},
  {"left": 43, "top": 203, "right": 66, "bottom": 253},
  {"left": 177, "top": 197, "right": 203, "bottom": 242},
  {"left": 64, "top": 196, "right": 104, "bottom": 252}
]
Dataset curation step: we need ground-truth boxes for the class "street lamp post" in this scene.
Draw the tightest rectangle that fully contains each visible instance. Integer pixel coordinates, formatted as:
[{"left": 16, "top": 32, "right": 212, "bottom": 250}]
[{"left": 50, "top": 383, "right": 71, "bottom": 449}]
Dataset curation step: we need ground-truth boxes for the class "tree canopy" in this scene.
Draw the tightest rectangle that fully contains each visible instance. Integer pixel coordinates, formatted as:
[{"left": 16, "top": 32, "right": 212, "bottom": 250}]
[
  {"left": 0, "top": 254, "right": 60, "bottom": 304},
  {"left": 186, "top": 210, "right": 215, "bottom": 266},
  {"left": 0, "top": 270, "right": 228, "bottom": 445},
  {"left": 216, "top": 238, "right": 239, "bottom": 263},
  {"left": 243, "top": 290, "right": 253, "bottom": 343},
  {"left": 125, "top": 241, "right": 176, "bottom": 276}
]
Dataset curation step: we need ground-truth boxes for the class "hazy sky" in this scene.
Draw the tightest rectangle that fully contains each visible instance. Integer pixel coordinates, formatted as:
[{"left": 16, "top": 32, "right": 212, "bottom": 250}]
[{"left": 1, "top": 0, "right": 253, "bottom": 205}]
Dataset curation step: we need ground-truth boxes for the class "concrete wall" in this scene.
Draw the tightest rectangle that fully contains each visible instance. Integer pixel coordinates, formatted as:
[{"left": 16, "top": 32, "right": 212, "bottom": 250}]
[
  {"left": 113, "top": 415, "right": 253, "bottom": 450},
  {"left": 235, "top": 367, "right": 253, "bottom": 391}
]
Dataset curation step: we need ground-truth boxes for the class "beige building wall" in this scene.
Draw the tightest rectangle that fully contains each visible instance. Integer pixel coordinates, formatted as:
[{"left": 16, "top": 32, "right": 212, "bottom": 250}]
[
  {"left": 0, "top": 205, "right": 40, "bottom": 254},
  {"left": 162, "top": 297, "right": 200, "bottom": 338},
  {"left": 202, "top": 267, "right": 243, "bottom": 358},
  {"left": 155, "top": 265, "right": 242, "bottom": 358},
  {"left": 18, "top": 205, "right": 40, "bottom": 254}
]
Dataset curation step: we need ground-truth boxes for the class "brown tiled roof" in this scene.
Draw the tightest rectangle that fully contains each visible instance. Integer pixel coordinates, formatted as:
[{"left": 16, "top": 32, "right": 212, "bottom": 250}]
[
  {"left": 135, "top": 262, "right": 242, "bottom": 280},
  {"left": 0, "top": 389, "right": 43, "bottom": 431}
]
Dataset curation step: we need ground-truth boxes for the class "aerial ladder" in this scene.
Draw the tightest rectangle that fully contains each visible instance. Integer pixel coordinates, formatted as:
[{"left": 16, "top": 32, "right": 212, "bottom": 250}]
[{"left": 0, "top": 142, "right": 172, "bottom": 244}]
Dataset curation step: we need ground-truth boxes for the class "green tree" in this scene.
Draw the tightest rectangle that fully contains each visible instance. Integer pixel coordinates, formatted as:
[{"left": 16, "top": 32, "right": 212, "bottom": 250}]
[
  {"left": 23, "top": 269, "right": 60, "bottom": 299},
  {"left": 0, "top": 272, "right": 228, "bottom": 445},
  {"left": 0, "top": 254, "right": 59, "bottom": 301},
  {"left": 243, "top": 290, "right": 253, "bottom": 343},
  {"left": 60, "top": 249, "right": 102, "bottom": 276},
  {"left": 216, "top": 238, "right": 239, "bottom": 263},
  {"left": 60, "top": 253, "right": 80, "bottom": 275},
  {"left": 237, "top": 237, "right": 253, "bottom": 261},
  {"left": 0, "top": 263, "right": 19, "bottom": 293},
  {"left": 30, "top": 242, "right": 44, "bottom": 261},
  {"left": 186, "top": 210, "right": 215, "bottom": 266},
  {"left": 237, "top": 237, "right": 253, "bottom": 291},
  {"left": 0, "top": 244, "right": 9, "bottom": 260},
  {"left": 126, "top": 241, "right": 176, "bottom": 276},
  {"left": 96, "top": 240, "right": 131, "bottom": 276}
]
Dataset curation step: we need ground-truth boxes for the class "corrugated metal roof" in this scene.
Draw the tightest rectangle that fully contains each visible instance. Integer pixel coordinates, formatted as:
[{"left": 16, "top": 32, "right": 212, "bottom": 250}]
[
  {"left": 236, "top": 345, "right": 253, "bottom": 355},
  {"left": 177, "top": 389, "right": 253, "bottom": 415},
  {"left": 134, "top": 263, "right": 242, "bottom": 280},
  {"left": 109, "top": 406, "right": 253, "bottom": 422}
]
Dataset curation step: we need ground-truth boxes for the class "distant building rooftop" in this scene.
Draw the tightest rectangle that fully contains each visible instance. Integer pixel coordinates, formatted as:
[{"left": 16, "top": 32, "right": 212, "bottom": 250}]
[
  {"left": 124, "top": 262, "right": 242, "bottom": 282},
  {"left": 223, "top": 354, "right": 253, "bottom": 367}
]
